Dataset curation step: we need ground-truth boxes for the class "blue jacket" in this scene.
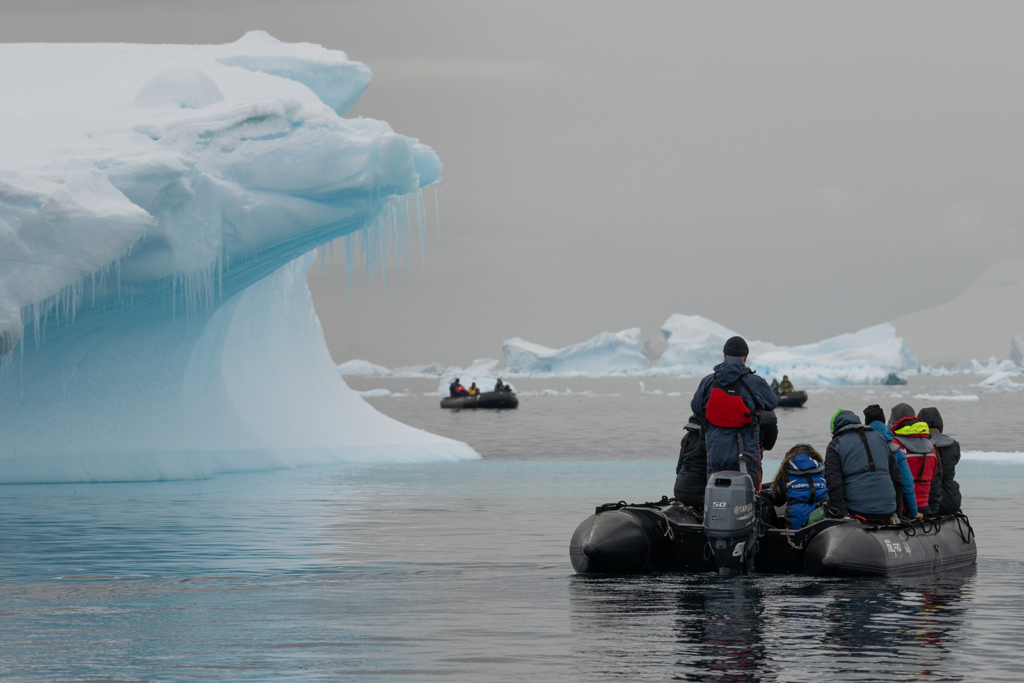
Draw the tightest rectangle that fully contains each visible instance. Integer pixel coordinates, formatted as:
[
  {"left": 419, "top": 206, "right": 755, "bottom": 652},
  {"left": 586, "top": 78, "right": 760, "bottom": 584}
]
[
  {"left": 782, "top": 453, "right": 829, "bottom": 530},
  {"left": 690, "top": 357, "right": 778, "bottom": 474},
  {"left": 868, "top": 420, "right": 918, "bottom": 517}
]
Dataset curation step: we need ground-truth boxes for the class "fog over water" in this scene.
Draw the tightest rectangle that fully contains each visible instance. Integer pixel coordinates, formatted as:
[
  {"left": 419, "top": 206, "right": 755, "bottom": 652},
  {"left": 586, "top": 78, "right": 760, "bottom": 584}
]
[{"left": 3, "top": 1, "right": 1023, "bottom": 366}]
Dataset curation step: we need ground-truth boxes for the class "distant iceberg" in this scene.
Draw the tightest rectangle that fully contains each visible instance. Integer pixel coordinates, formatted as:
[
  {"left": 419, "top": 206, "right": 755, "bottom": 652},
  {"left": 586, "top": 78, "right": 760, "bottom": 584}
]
[
  {"left": 656, "top": 314, "right": 920, "bottom": 386},
  {"left": 0, "top": 33, "right": 477, "bottom": 483},
  {"left": 503, "top": 328, "right": 649, "bottom": 376},
  {"left": 978, "top": 371, "right": 1024, "bottom": 392},
  {"left": 433, "top": 358, "right": 507, "bottom": 396},
  {"left": 337, "top": 360, "right": 392, "bottom": 377},
  {"left": 1012, "top": 335, "right": 1024, "bottom": 368}
]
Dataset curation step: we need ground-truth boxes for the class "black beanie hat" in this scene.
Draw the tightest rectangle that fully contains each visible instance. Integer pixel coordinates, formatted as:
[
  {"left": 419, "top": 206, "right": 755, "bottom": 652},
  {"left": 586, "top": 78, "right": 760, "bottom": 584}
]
[
  {"left": 918, "top": 407, "right": 944, "bottom": 433},
  {"left": 863, "top": 404, "right": 885, "bottom": 426},
  {"left": 723, "top": 336, "right": 749, "bottom": 357}
]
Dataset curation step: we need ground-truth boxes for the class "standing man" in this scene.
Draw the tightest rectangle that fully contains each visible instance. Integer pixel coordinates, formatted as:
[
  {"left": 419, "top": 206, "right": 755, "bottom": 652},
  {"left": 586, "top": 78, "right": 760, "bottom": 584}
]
[{"left": 689, "top": 336, "right": 778, "bottom": 485}]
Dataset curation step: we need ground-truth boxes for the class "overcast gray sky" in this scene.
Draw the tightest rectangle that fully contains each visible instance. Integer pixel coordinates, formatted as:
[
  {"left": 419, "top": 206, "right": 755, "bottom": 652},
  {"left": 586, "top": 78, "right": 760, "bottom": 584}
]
[{"left": 4, "top": 1, "right": 1023, "bottom": 366}]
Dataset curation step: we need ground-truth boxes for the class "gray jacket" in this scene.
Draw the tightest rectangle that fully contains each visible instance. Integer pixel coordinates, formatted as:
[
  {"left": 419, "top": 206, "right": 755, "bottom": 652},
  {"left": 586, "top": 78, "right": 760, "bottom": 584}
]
[{"left": 824, "top": 410, "right": 902, "bottom": 516}]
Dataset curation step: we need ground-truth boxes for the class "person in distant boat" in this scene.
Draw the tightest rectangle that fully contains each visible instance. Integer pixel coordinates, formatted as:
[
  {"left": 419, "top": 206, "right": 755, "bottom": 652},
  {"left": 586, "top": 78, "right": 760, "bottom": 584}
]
[
  {"left": 769, "top": 444, "right": 829, "bottom": 530},
  {"left": 449, "top": 378, "right": 468, "bottom": 397},
  {"left": 918, "top": 406, "right": 962, "bottom": 515},
  {"left": 778, "top": 375, "right": 794, "bottom": 393},
  {"left": 824, "top": 408, "right": 903, "bottom": 524},
  {"left": 864, "top": 404, "right": 921, "bottom": 520},
  {"left": 468, "top": 382, "right": 480, "bottom": 396},
  {"left": 494, "top": 378, "right": 505, "bottom": 393},
  {"left": 888, "top": 403, "right": 942, "bottom": 516},
  {"left": 770, "top": 378, "right": 780, "bottom": 392},
  {"left": 690, "top": 336, "right": 778, "bottom": 487}
]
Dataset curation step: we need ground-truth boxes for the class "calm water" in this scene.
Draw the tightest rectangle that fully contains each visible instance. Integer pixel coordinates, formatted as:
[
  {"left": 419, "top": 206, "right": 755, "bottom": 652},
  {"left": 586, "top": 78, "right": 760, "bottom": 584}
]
[{"left": 1, "top": 376, "right": 1022, "bottom": 681}]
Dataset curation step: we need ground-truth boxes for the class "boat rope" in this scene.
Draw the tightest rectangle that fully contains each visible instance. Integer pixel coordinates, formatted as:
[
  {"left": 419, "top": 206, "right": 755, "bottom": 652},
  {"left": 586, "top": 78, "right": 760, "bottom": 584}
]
[
  {"left": 653, "top": 510, "right": 676, "bottom": 540},
  {"left": 953, "top": 510, "right": 975, "bottom": 545},
  {"left": 902, "top": 516, "right": 942, "bottom": 537},
  {"left": 595, "top": 495, "right": 679, "bottom": 515}
]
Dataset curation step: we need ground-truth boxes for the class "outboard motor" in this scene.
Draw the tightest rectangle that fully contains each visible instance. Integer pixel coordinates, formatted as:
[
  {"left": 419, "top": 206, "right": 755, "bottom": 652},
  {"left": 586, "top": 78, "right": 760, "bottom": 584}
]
[{"left": 703, "top": 436, "right": 759, "bottom": 576}]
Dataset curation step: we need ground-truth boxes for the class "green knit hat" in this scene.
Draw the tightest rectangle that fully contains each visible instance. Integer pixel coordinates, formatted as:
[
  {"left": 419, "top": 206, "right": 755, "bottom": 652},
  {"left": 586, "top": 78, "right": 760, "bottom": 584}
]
[{"left": 830, "top": 407, "right": 846, "bottom": 434}]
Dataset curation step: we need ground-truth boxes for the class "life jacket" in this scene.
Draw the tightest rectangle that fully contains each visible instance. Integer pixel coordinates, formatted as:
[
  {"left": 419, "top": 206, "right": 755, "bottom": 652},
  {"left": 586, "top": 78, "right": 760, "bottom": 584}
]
[
  {"left": 704, "top": 374, "right": 757, "bottom": 429},
  {"left": 784, "top": 453, "right": 829, "bottom": 530},
  {"left": 890, "top": 417, "right": 939, "bottom": 509}
]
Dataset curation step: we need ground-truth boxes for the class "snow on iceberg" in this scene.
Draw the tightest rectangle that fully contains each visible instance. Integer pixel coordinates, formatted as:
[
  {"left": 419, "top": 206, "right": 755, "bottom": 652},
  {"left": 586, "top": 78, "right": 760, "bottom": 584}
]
[
  {"left": 502, "top": 328, "right": 649, "bottom": 376},
  {"left": 656, "top": 314, "right": 920, "bottom": 386},
  {"left": 0, "top": 34, "right": 477, "bottom": 483}
]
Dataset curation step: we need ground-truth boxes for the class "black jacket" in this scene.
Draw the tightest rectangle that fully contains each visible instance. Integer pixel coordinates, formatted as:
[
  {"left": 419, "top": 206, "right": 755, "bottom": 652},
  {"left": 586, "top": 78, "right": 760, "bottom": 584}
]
[
  {"left": 933, "top": 433, "right": 962, "bottom": 515},
  {"left": 674, "top": 417, "right": 707, "bottom": 508},
  {"left": 824, "top": 410, "right": 903, "bottom": 517}
]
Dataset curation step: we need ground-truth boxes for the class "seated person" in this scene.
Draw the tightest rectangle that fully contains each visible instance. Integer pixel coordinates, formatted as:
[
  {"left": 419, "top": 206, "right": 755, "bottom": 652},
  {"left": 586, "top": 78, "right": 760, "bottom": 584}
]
[
  {"left": 770, "top": 378, "right": 780, "bottom": 392},
  {"left": 778, "top": 375, "right": 794, "bottom": 393},
  {"left": 673, "top": 415, "right": 707, "bottom": 510},
  {"left": 918, "top": 406, "right": 961, "bottom": 515},
  {"left": 888, "top": 404, "right": 942, "bottom": 517},
  {"left": 494, "top": 378, "right": 505, "bottom": 393},
  {"left": 824, "top": 408, "right": 903, "bottom": 524},
  {"left": 863, "top": 404, "right": 921, "bottom": 520},
  {"left": 769, "top": 444, "right": 829, "bottom": 530},
  {"left": 449, "top": 378, "right": 468, "bottom": 397},
  {"left": 468, "top": 382, "right": 480, "bottom": 396}
]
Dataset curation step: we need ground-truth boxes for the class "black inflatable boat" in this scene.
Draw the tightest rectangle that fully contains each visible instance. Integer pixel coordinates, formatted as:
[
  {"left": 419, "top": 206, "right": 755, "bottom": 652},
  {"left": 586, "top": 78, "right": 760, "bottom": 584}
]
[
  {"left": 569, "top": 498, "right": 977, "bottom": 576},
  {"left": 775, "top": 390, "right": 808, "bottom": 408},
  {"left": 440, "top": 391, "right": 518, "bottom": 410}
]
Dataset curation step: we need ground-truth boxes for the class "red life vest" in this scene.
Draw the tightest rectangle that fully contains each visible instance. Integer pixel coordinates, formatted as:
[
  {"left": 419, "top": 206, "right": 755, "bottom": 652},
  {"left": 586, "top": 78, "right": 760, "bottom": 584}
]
[
  {"left": 890, "top": 417, "right": 939, "bottom": 509},
  {"left": 704, "top": 375, "right": 755, "bottom": 429}
]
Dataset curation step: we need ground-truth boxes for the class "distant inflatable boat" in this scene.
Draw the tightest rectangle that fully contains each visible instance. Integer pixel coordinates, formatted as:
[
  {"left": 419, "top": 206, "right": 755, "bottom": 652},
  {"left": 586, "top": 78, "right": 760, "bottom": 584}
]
[
  {"left": 775, "top": 390, "right": 808, "bottom": 408},
  {"left": 569, "top": 499, "right": 977, "bottom": 576},
  {"left": 440, "top": 391, "right": 519, "bottom": 410}
]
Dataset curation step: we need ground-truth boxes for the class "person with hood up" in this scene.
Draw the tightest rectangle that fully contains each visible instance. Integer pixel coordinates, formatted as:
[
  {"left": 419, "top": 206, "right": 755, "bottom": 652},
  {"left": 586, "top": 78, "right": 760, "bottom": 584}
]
[
  {"left": 690, "top": 336, "right": 778, "bottom": 485},
  {"left": 888, "top": 403, "right": 942, "bottom": 516},
  {"left": 863, "top": 404, "right": 921, "bottom": 520},
  {"left": 824, "top": 408, "right": 903, "bottom": 523},
  {"left": 468, "top": 382, "right": 480, "bottom": 396},
  {"left": 918, "top": 406, "right": 962, "bottom": 515}
]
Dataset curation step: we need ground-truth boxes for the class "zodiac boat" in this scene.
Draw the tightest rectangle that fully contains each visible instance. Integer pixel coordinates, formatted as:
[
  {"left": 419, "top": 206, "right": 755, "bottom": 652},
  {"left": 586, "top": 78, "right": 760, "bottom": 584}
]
[
  {"left": 440, "top": 391, "right": 519, "bottom": 410},
  {"left": 774, "top": 390, "right": 808, "bottom": 408},
  {"left": 570, "top": 452, "right": 976, "bottom": 576},
  {"left": 569, "top": 498, "right": 977, "bottom": 576}
]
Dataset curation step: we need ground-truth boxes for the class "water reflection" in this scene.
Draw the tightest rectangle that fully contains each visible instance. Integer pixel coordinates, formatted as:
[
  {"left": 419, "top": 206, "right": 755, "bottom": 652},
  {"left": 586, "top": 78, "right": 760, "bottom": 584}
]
[{"left": 569, "top": 570, "right": 975, "bottom": 681}]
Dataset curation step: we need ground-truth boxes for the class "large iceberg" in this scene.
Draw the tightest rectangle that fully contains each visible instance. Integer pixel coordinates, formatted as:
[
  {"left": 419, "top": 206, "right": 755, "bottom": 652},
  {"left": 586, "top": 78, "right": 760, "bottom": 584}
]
[
  {"left": 0, "top": 33, "right": 477, "bottom": 483},
  {"left": 656, "top": 314, "right": 920, "bottom": 385},
  {"left": 503, "top": 328, "right": 649, "bottom": 376}
]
